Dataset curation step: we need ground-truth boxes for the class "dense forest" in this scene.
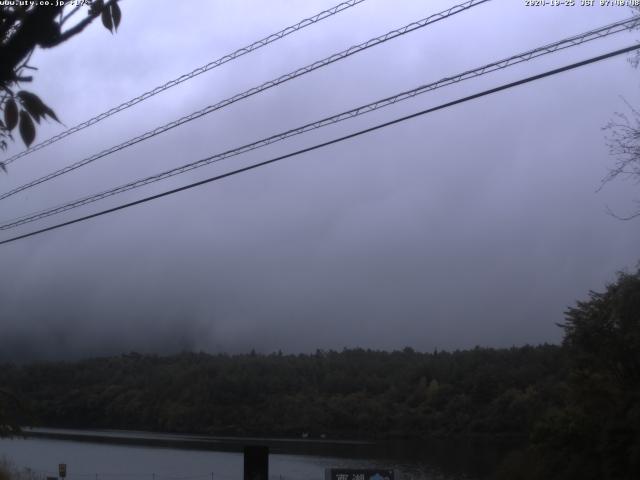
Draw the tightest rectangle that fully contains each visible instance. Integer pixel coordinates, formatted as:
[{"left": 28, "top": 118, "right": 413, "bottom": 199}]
[
  {"left": 0, "top": 269, "right": 638, "bottom": 479},
  {"left": 0, "top": 345, "right": 566, "bottom": 439}
]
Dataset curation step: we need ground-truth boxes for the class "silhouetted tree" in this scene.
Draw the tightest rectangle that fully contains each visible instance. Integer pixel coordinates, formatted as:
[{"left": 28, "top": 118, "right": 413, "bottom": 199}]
[
  {"left": 602, "top": 6, "right": 640, "bottom": 219},
  {"left": 0, "top": 0, "right": 122, "bottom": 170},
  {"left": 559, "top": 268, "right": 640, "bottom": 478},
  {"left": 602, "top": 103, "right": 640, "bottom": 219},
  {"left": 0, "top": 388, "right": 21, "bottom": 437},
  {"left": 508, "top": 268, "right": 640, "bottom": 480}
]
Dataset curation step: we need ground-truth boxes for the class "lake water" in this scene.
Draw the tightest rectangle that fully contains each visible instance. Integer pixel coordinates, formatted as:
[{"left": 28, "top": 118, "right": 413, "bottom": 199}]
[{"left": 0, "top": 429, "right": 512, "bottom": 480}]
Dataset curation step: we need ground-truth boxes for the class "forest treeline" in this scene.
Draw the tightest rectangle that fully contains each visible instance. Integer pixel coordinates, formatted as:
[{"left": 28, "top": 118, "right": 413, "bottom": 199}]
[
  {"left": 0, "top": 269, "right": 638, "bottom": 479},
  {"left": 0, "top": 345, "right": 566, "bottom": 439}
]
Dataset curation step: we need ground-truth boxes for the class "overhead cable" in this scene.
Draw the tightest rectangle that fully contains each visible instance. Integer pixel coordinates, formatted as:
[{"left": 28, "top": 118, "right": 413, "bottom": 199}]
[
  {"left": 1, "top": 0, "right": 367, "bottom": 167},
  {"left": 2, "top": 16, "right": 638, "bottom": 230},
  {"left": 0, "top": 0, "right": 491, "bottom": 201},
  {"left": 1, "top": 43, "right": 638, "bottom": 246}
]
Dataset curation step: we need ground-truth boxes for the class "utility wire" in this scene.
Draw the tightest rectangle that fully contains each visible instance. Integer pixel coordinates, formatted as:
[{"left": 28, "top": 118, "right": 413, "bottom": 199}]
[
  {"left": 1, "top": 44, "right": 638, "bottom": 247},
  {"left": 0, "top": 0, "right": 491, "bottom": 201},
  {"left": 1, "top": 0, "right": 367, "bottom": 167},
  {"left": 2, "top": 16, "right": 637, "bottom": 230}
]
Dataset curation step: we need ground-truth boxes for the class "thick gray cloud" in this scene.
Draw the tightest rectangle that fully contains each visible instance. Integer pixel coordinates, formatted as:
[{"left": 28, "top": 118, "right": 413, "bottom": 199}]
[{"left": 1, "top": 0, "right": 639, "bottom": 361}]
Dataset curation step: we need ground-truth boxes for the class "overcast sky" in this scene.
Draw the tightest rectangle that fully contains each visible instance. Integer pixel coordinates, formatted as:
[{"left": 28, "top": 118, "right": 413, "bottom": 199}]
[{"left": 1, "top": 0, "right": 639, "bottom": 361}]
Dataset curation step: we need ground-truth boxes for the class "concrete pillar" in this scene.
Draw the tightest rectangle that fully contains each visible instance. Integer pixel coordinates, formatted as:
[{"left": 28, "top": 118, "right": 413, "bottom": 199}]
[{"left": 243, "top": 445, "right": 268, "bottom": 480}]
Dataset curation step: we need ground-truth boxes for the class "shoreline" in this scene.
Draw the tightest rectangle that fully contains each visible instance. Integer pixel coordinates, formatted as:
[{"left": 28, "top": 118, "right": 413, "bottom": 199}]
[{"left": 18, "top": 427, "right": 376, "bottom": 456}]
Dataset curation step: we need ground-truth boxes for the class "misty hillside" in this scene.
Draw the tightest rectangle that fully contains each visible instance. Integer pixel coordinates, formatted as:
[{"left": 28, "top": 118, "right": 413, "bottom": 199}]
[{"left": 1, "top": 346, "right": 566, "bottom": 439}]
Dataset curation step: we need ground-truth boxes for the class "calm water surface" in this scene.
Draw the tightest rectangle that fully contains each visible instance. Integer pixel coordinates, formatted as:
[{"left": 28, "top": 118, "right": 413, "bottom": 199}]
[{"left": 0, "top": 429, "right": 506, "bottom": 480}]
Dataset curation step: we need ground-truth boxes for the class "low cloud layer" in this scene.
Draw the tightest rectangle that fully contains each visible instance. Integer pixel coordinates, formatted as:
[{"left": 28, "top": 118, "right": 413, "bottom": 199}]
[{"left": 1, "top": 0, "right": 639, "bottom": 361}]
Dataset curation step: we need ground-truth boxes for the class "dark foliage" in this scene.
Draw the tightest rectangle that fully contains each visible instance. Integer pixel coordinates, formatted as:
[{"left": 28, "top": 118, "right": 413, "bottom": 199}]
[
  {"left": 496, "top": 269, "right": 640, "bottom": 480},
  {"left": 0, "top": 0, "right": 121, "bottom": 166},
  {"left": 0, "top": 388, "right": 22, "bottom": 437},
  {"left": 0, "top": 345, "right": 566, "bottom": 440}
]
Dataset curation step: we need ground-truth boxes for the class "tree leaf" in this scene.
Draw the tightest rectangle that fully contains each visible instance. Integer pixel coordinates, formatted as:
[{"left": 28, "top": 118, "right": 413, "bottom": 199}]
[
  {"left": 18, "top": 110, "right": 35, "bottom": 147},
  {"left": 4, "top": 98, "right": 18, "bottom": 131},
  {"left": 18, "top": 91, "right": 43, "bottom": 123},
  {"left": 18, "top": 90, "right": 44, "bottom": 123},
  {"left": 42, "top": 104, "right": 60, "bottom": 123},
  {"left": 111, "top": 1, "right": 121, "bottom": 31},
  {"left": 0, "top": 162, "right": 6, "bottom": 173},
  {"left": 17, "top": 90, "right": 59, "bottom": 123},
  {"left": 89, "top": 0, "right": 104, "bottom": 16},
  {"left": 101, "top": 8, "right": 113, "bottom": 32}
]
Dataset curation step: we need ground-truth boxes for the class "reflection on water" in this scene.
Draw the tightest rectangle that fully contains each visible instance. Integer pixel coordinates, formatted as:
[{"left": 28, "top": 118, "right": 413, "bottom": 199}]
[{"left": 0, "top": 430, "right": 520, "bottom": 480}]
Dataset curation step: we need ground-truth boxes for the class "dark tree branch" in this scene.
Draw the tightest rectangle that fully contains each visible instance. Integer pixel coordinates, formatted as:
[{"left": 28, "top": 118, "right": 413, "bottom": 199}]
[
  {"left": 0, "top": 0, "right": 120, "bottom": 149},
  {"left": 57, "top": 12, "right": 100, "bottom": 45},
  {"left": 0, "top": 1, "right": 116, "bottom": 82},
  {"left": 605, "top": 204, "right": 640, "bottom": 221},
  {"left": 57, "top": 0, "right": 118, "bottom": 44},
  {"left": 0, "top": 6, "right": 63, "bottom": 83},
  {"left": 59, "top": 5, "right": 82, "bottom": 27}
]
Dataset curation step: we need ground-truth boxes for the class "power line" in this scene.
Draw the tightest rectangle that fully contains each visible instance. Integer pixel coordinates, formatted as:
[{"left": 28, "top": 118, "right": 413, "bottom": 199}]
[
  {"left": 0, "top": 0, "right": 491, "bottom": 201},
  {"left": 1, "top": 0, "right": 367, "bottom": 167},
  {"left": 2, "top": 16, "right": 638, "bottom": 230},
  {"left": 1, "top": 44, "right": 637, "bottom": 247}
]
